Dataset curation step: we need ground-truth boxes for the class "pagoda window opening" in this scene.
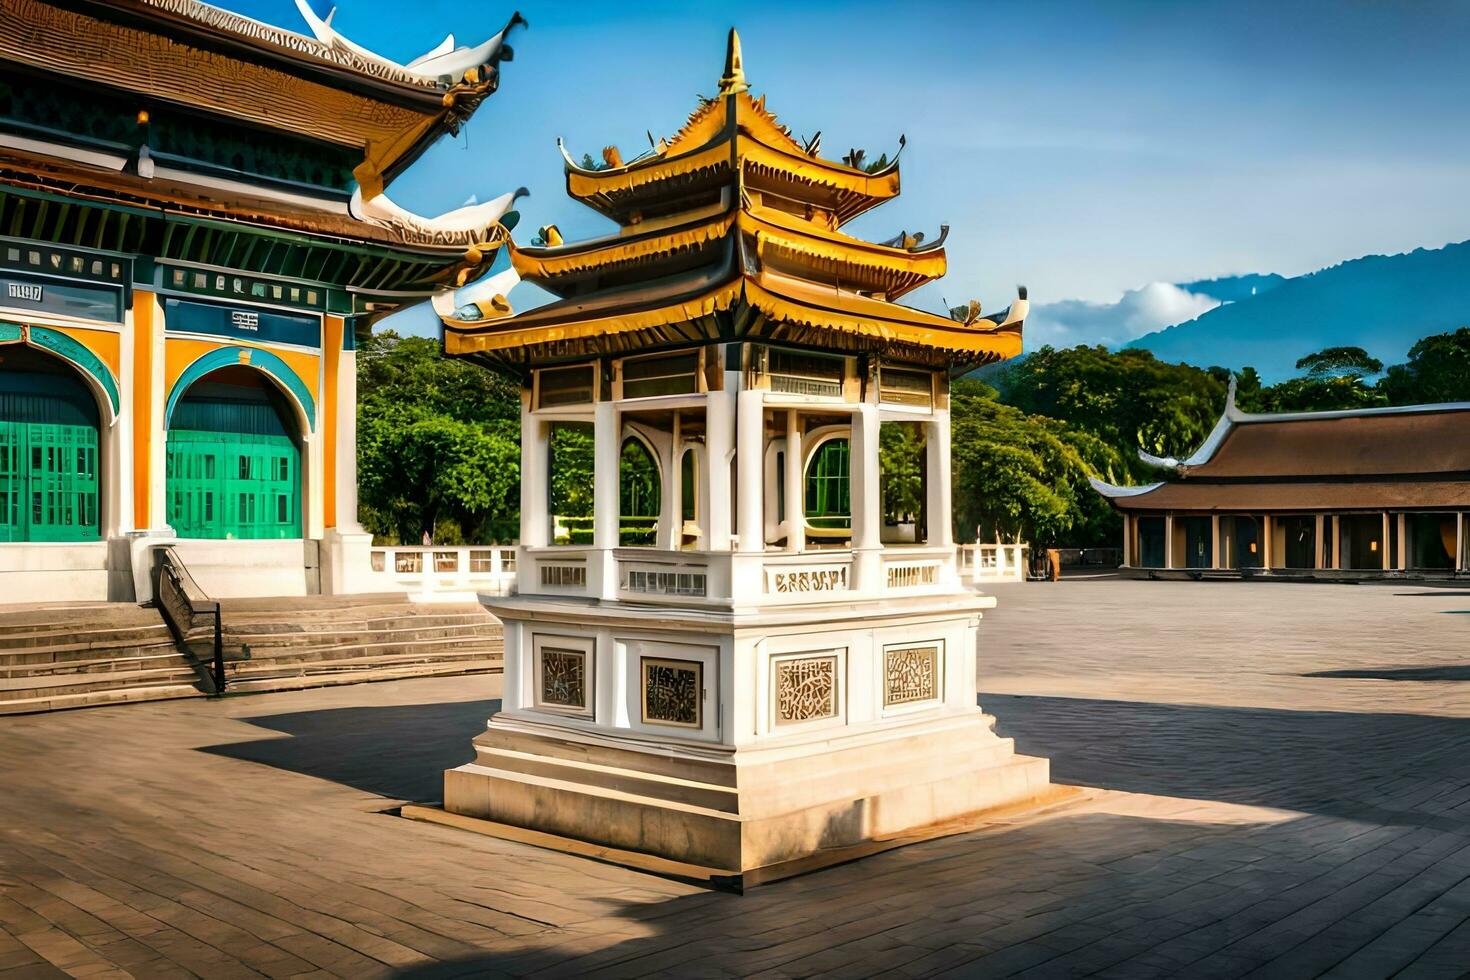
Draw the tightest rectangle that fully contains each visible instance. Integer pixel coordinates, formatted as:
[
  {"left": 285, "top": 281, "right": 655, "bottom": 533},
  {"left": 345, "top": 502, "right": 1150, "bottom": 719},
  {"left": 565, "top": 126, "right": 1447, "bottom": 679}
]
[
  {"left": 538, "top": 365, "right": 596, "bottom": 409},
  {"left": 621, "top": 351, "right": 701, "bottom": 400},
  {"left": 879, "top": 421, "right": 927, "bottom": 545},
  {"left": 804, "top": 435, "right": 851, "bottom": 543},
  {"left": 619, "top": 435, "right": 661, "bottom": 547},
  {"left": 679, "top": 447, "right": 700, "bottom": 546},
  {"left": 762, "top": 347, "right": 846, "bottom": 399},
  {"left": 548, "top": 422, "right": 595, "bottom": 545},
  {"left": 879, "top": 366, "right": 935, "bottom": 409},
  {"left": 1222, "top": 515, "right": 1263, "bottom": 569}
]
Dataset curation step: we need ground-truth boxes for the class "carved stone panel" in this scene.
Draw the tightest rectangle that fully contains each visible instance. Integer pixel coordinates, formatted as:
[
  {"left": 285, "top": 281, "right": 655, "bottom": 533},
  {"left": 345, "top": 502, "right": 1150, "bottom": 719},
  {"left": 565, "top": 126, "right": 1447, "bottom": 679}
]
[
  {"left": 774, "top": 655, "right": 838, "bottom": 725},
  {"left": 884, "top": 644, "right": 941, "bottom": 707},
  {"left": 641, "top": 657, "right": 702, "bottom": 729},
  {"left": 769, "top": 566, "right": 847, "bottom": 593},
  {"left": 539, "top": 647, "right": 587, "bottom": 711}
]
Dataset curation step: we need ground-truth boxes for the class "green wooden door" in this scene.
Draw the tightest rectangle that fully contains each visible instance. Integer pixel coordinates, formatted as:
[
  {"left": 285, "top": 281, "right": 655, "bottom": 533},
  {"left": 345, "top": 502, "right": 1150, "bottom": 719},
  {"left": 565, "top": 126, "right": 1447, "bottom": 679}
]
[
  {"left": 167, "top": 431, "right": 299, "bottom": 539},
  {"left": 167, "top": 382, "right": 301, "bottom": 540},
  {"left": 0, "top": 422, "right": 100, "bottom": 542},
  {"left": 0, "top": 360, "right": 101, "bottom": 543}
]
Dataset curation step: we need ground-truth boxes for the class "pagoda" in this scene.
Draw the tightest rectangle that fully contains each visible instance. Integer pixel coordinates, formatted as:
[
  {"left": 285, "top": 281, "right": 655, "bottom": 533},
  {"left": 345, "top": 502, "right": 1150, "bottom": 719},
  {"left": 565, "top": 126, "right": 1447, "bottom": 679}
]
[{"left": 428, "top": 30, "right": 1047, "bottom": 886}]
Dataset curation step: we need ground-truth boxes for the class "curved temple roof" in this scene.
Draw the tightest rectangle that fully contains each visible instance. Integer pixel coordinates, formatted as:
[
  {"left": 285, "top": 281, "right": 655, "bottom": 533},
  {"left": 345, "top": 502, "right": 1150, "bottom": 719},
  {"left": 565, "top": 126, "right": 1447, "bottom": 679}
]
[
  {"left": 441, "top": 29, "right": 1025, "bottom": 371},
  {"left": 1093, "top": 393, "right": 1470, "bottom": 512}
]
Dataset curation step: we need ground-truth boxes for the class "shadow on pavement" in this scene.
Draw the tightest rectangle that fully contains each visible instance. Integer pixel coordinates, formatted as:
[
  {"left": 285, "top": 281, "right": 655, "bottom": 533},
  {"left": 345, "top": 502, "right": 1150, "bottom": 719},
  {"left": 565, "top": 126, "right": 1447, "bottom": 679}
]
[
  {"left": 983, "top": 692, "right": 1470, "bottom": 832},
  {"left": 199, "top": 698, "right": 498, "bottom": 804}
]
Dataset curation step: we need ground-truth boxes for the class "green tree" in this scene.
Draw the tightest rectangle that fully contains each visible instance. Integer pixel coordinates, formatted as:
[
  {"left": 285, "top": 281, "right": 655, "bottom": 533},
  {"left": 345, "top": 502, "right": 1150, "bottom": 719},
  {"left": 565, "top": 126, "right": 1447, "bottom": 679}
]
[
  {"left": 1247, "top": 344, "right": 1388, "bottom": 412},
  {"left": 356, "top": 331, "right": 521, "bottom": 543},
  {"left": 1377, "top": 327, "right": 1470, "bottom": 404},
  {"left": 879, "top": 422, "right": 926, "bottom": 524},
  {"left": 1295, "top": 346, "right": 1383, "bottom": 378},
  {"left": 950, "top": 380, "right": 1123, "bottom": 548},
  {"left": 991, "top": 345, "right": 1226, "bottom": 478}
]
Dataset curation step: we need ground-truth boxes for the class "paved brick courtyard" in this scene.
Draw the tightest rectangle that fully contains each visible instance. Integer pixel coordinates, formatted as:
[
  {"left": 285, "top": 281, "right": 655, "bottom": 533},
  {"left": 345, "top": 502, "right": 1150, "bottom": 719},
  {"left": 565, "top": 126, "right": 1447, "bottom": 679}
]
[{"left": 2, "top": 579, "right": 1468, "bottom": 978}]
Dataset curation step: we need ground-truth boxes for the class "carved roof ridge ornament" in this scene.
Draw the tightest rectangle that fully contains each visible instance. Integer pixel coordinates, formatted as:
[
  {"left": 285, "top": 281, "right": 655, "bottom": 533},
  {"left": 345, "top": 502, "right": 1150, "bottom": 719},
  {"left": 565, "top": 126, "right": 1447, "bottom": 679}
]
[
  {"left": 349, "top": 186, "right": 527, "bottom": 247},
  {"left": 292, "top": 1, "right": 527, "bottom": 84},
  {"left": 718, "top": 28, "right": 748, "bottom": 96},
  {"left": 432, "top": 265, "right": 522, "bottom": 319}
]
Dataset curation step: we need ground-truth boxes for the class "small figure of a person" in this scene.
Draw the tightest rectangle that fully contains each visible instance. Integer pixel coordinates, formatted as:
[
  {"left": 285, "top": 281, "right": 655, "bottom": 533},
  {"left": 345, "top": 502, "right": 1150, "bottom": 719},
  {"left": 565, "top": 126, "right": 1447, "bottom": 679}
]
[{"left": 421, "top": 529, "right": 432, "bottom": 547}]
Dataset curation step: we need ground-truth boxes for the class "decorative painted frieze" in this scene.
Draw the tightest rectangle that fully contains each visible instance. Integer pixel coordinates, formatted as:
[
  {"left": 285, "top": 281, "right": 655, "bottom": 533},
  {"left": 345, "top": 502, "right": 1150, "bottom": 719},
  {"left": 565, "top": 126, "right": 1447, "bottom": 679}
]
[{"left": 768, "top": 566, "right": 848, "bottom": 594}]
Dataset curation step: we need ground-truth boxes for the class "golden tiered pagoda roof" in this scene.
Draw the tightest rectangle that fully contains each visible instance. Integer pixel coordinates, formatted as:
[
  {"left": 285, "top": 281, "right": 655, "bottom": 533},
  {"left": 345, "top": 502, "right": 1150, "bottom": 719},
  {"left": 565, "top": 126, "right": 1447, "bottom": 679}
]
[{"left": 442, "top": 30, "right": 1025, "bottom": 371}]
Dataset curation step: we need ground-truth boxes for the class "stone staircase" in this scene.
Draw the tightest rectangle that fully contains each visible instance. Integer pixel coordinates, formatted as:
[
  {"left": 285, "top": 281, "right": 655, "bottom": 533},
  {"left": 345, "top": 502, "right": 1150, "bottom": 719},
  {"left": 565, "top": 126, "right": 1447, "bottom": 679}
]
[
  {"left": 0, "top": 602, "right": 201, "bottom": 714},
  {"left": 217, "top": 594, "right": 503, "bottom": 694},
  {"left": 0, "top": 594, "right": 502, "bottom": 714}
]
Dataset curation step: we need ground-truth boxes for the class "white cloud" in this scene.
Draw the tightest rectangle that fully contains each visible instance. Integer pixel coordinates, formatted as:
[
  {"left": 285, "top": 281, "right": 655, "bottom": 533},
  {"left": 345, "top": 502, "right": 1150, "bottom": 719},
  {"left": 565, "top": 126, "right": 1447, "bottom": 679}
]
[{"left": 1023, "top": 281, "right": 1221, "bottom": 350}]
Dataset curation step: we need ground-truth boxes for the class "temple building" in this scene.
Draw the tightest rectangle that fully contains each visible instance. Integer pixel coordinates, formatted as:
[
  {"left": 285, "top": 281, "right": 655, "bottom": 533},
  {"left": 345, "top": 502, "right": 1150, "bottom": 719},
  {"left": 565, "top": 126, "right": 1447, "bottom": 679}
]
[
  {"left": 424, "top": 31, "right": 1045, "bottom": 884},
  {"left": 1092, "top": 388, "right": 1470, "bottom": 578},
  {"left": 0, "top": 0, "right": 523, "bottom": 601}
]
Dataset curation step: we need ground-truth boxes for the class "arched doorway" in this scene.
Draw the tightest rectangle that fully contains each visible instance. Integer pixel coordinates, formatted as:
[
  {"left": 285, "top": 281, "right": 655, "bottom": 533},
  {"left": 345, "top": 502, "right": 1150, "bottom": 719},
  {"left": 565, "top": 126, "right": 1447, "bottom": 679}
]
[
  {"left": 0, "top": 344, "right": 101, "bottom": 542},
  {"left": 166, "top": 366, "right": 302, "bottom": 539},
  {"left": 619, "top": 435, "right": 660, "bottom": 546}
]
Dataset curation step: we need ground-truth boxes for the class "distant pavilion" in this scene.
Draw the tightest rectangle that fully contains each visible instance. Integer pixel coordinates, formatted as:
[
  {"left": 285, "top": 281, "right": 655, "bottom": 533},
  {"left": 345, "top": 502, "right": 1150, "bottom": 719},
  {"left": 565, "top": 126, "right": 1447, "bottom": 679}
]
[{"left": 1092, "top": 388, "right": 1469, "bottom": 578}]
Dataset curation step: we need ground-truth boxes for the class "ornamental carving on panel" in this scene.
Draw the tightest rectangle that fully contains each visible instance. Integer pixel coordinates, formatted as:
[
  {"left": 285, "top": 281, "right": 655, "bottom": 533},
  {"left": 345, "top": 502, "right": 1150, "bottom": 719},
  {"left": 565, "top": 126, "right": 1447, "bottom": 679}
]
[
  {"left": 771, "top": 567, "right": 847, "bottom": 593},
  {"left": 885, "top": 645, "right": 940, "bottom": 706},
  {"left": 775, "top": 655, "right": 837, "bottom": 725},
  {"left": 539, "top": 647, "right": 586, "bottom": 710},
  {"left": 642, "top": 658, "right": 702, "bottom": 728}
]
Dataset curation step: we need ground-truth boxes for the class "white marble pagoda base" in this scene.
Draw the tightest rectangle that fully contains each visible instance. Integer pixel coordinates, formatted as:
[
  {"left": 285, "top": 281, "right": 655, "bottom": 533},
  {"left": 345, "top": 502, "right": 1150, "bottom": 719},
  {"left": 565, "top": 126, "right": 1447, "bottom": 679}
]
[
  {"left": 439, "top": 592, "right": 1051, "bottom": 877},
  {"left": 443, "top": 711, "right": 1049, "bottom": 875}
]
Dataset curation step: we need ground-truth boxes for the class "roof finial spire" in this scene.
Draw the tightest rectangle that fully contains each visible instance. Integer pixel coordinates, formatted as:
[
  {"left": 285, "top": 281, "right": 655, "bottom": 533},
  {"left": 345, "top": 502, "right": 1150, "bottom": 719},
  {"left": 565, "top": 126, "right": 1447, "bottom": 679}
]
[{"left": 718, "top": 28, "right": 748, "bottom": 95}]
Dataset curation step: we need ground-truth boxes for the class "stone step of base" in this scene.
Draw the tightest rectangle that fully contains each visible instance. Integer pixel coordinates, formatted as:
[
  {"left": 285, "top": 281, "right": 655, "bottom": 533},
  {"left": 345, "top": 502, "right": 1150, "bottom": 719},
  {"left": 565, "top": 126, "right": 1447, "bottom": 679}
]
[
  {"left": 225, "top": 658, "right": 499, "bottom": 695},
  {"left": 230, "top": 648, "right": 498, "bottom": 678},
  {"left": 226, "top": 620, "right": 497, "bottom": 649},
  {"left": 239, "top": 634, "right": 502, "bottom": 664},
  {"left": 0, "top": 605, "right": 164, "bottom": 636},
  {"left": 0, "top": 636, "right": 180, "bottom": 665},
  {"left": 0, "top": 623, "right": 174, "bottom": 651},
  {"left": 1, "top": 650, "right": 194, "bottom": 678},
  {"left": 0, "top": 682, "right": 204, "bottom": 716},
  {"left": 0, "top": 666, "right": 204, "bottom": 702}
]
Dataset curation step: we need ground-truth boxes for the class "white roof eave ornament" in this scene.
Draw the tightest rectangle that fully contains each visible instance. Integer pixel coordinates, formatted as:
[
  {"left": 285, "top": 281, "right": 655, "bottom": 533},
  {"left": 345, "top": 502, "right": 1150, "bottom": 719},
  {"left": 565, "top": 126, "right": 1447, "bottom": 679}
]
[
  {"left": 432, "top": 266, "right": 521, "bottom": 318},
  {"left": 293, "top": 1, "right": 526, "bottom": 82},
  {"left": 349, "top": 186, "right": 527, "bottom": 247}
]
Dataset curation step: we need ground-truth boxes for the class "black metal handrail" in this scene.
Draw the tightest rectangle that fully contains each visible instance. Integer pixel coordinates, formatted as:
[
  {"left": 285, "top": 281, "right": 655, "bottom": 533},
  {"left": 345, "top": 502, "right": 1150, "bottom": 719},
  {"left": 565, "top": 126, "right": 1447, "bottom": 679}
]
[{"left": 151, "top": 547, "right": 226, "bottom": 694}]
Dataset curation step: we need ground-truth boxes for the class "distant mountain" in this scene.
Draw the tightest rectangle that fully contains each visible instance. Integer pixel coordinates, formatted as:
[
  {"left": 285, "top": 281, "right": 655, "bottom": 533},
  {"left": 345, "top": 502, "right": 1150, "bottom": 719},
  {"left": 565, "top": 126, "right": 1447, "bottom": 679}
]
[
  {"left": 1020, "top": 274, "right": 1286, "bottom": 352},
  {"left": 1127, "top": 241, "right": 1470, "bottom": 381},
  {"left": 1174, "top": 273, "right": 1287, "bottom": 305}
]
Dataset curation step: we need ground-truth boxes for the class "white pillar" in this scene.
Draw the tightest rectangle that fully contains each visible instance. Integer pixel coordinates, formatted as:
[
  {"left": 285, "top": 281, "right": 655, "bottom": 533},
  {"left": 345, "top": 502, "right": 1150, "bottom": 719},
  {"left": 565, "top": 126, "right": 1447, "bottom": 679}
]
[
  {"left": 1164, "top": 514, "right": 1176, "bottom": 569},
  {"left": 927, "top": 409, "right": 954, "bottom": 548},
  {"left": 736, "top": 389, "right": 764, "bottom": 553},
  {"left": 593, "top": 399, "right": 619, "bottom": 551},
  {"left": 1211, "top": 514, "right": 1221, "bottom": 569},
  {"left": 592, "top": 399, "right": 620, "bottom": 599},
  {"left": 851, "top": 403, "right": 881, "bottom": 590},
  {"left": 1314, "top": 514, "right": 1324, "bottom": 570},
  {"left": 519, "top": 395, "right": 548, "bottom": 548},
  {"left": 335, "top": 345, "right": 362, "bottom": 532},
  {"left": 705, "top": 381, "right": 735, "bottom": 551},
  {"left": 1121, "top": 514, "right": 1132, "bottom": 568},
  {"left": 1262, "top": 515, "right": 1273, "bottom": 570},
  {"left": 1396, "top": 513, "right": 1406, "bottom": 570},
  {"left": 784, "top": 409, "right": 804, "bottom": 552},
  {"left": 661, "top": 412, "right": 682, "bottom": 550}
]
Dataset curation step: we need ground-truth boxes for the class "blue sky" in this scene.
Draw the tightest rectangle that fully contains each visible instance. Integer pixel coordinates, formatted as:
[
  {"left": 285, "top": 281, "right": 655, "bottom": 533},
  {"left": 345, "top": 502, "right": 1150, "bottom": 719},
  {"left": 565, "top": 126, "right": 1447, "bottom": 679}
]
[{"left": 222, "top": 0, "right": 1470, "bottom": 342}]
